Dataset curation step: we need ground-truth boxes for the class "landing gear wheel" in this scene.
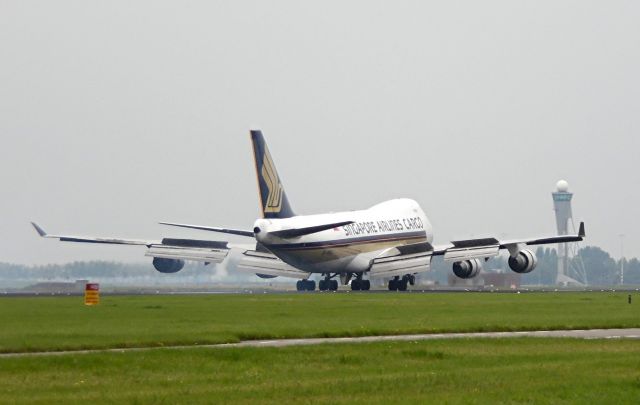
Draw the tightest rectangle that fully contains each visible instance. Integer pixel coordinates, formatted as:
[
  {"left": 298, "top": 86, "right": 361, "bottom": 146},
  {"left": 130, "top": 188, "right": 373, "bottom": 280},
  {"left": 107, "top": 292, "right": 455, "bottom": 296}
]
[
  {"left": 362, "top": 280, "right": 371, "bottom": 291},
  {"left": 388, "top": 279, "right": 398, "bottom": 291},
  {"left": 330, "top": 280, "right": 338, "bottom": 291},
  {"left": 319, "top": 280, "right": 327, "bottom": 291},
  {"left": 351, "top": 279, "right": 361, "bottom": 291},
  {"left": 297, "top": 280, "right": 316, "bottom": 291},
  {"left": 398, "top": 279, "right": 408, "bottom": 291}
]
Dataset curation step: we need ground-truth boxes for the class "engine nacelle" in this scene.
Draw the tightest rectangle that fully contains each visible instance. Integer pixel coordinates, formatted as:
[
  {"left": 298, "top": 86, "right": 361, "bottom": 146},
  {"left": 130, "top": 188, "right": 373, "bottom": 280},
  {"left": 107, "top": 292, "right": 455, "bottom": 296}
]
[
  {"left": 152, "top": 257, "right": 185, "bottom": 273},
  {"left": 256, "top": 273, "right": 277, "bottom": 279},
  {"left": 508, "top": 249, "right": 538, "bottom": 274},
  {"left": 452, "top": 258, "right": 482, "bottom": 279}
]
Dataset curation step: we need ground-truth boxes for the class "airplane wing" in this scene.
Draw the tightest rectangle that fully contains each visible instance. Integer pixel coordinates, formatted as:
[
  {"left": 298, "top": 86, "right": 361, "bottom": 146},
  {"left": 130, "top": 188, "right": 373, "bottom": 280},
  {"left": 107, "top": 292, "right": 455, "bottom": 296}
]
[
  {"left": 31, "top": 222, "right": 307, "bottom": 279},
  {"left": 31, "top": 222, "right": 232, "bottom": 265},
  {"left": 31, "top": 222, "right": 154, "bottom": 246},
  {"left": 432, "top": 222, "right": 585, "bottom": 262},
  {"left": 370, "top": 222, "right": 585, "bottom": 278}
]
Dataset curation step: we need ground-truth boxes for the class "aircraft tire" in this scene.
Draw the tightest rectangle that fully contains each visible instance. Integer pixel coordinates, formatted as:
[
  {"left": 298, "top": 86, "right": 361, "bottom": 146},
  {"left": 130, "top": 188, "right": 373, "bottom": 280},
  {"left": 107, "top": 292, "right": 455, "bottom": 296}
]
[
  {"left": 388, "top": 279, "right": 397, "bottom": 291},
  {"left": 330, "top": 280, "right": 338, "bottom": 291},
  {"left": 351, "top": 279, "right": 361, "bottom": 291},
  {"left": 398, "top": 279, "right": 408, "bottom": 291},
  {"left": 296, "top": 280, "right": 304, "bottom": 291},
  {"left": 319, "top": 280, "right": 327, "bottom": 291},
  {"left": 362, "top": 280, "right": 371, "bottom": 290},
  {"left": 306, "top": 280, "right": 316, "bottom": 291}
]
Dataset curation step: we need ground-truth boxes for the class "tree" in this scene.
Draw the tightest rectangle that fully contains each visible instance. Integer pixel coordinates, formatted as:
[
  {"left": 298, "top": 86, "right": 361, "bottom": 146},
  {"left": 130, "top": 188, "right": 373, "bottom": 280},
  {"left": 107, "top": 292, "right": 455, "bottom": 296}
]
[
  {"left": 622, "top": 258, "right": 640, "bottom": 285},
  {"left": 574, "top": 246, "right": 618, "bottom": 285},
  {"left": 521, "top": 247, "right": 557, "bottom": 285}
]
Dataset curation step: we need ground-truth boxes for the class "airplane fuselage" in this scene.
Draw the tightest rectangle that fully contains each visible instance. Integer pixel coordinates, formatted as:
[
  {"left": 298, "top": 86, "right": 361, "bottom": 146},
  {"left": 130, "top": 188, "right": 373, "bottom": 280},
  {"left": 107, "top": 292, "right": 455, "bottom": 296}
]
[{"left": 254, "top": 198, "right": 433, "bottom": 273}]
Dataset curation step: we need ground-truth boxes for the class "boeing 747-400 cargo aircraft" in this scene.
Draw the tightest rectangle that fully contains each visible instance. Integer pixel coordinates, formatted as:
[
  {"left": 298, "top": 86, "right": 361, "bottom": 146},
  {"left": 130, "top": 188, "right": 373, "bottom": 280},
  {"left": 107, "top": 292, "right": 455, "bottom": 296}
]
[{"left": 33, "top": 130, "right": 585, "bottom": 291}]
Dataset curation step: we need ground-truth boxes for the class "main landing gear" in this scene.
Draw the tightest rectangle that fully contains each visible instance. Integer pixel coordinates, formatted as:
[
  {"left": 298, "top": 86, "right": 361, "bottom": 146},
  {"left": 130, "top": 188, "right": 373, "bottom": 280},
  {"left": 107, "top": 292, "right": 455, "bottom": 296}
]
[
  {"left": 296, "top": 279, "right": 316, "bottom": 291},
  {"left": 319, "top": 274, "right": 338, "bottom": 291},
  {"left": 388, "top": 274, "right": 415, "bottom": 291},
  {"left": 350, "top": 273, "right": 371, "bottom": 291}
]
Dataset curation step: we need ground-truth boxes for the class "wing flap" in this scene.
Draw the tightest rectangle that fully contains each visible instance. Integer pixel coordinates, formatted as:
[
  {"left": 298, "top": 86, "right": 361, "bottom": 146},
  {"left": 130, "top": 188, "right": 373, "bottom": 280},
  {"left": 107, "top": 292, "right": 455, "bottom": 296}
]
[
  {"left": 443, "top": 245, "right": 500, "bottom": 263},
  {"left": 236, "top": 250, "right": 311, "bottom": 279},
  {"left": 370, "top": 242, "right": 433, "bottom": 278},
  {"left": 145, "top": 245, "right": 229, "bottom": 263}
]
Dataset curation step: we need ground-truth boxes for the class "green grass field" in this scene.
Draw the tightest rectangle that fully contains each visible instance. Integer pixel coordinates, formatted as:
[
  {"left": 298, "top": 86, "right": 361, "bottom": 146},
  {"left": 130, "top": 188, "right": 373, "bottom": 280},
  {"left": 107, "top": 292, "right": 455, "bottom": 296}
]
[
  {"left": 1, "top": 292, "right": 639, "bottom": 353},
  {"left": 1, "top": 338, "right": 639, "bottom": 403}
]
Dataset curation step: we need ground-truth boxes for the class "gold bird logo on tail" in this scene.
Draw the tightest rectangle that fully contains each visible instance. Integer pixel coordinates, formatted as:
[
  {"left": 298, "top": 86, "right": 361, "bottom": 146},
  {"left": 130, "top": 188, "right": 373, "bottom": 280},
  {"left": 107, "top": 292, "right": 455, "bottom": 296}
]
[{"left": 261, "top": 147, "right": 283, "bottom": 213}]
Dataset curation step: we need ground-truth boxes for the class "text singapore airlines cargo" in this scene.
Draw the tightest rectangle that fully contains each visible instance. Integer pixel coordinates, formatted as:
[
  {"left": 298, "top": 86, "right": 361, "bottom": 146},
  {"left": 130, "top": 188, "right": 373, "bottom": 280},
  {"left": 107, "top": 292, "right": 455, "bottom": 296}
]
[{"left": 33, "top": 130, "right": 585, "bottom": 291}]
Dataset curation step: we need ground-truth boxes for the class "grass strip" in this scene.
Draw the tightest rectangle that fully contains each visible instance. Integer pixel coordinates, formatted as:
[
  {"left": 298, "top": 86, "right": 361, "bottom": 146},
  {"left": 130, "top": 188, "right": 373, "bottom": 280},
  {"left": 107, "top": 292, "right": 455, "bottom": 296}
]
[
  {"left": 0, "top": 338, "right": 639, "bottom": 403},
  {"left": 1, "top": 292, "right": 639, "bottom": 353}
]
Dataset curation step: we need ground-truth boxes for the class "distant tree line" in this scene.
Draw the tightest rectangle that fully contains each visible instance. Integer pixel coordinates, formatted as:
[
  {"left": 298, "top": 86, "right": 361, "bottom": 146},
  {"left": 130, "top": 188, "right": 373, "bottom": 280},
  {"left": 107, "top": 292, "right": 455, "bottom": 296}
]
[
  {"left": 0, "top": 261, "right": 230, "bottom": 282},
  {"left": 0, "top": 261, "right": 255, "bottom": 287},
  {"left": 1, "top": 245, "right": 639, "bottom": 286},
  {"left": 515, "top": 246, "right": 640, "bottom": 285}
]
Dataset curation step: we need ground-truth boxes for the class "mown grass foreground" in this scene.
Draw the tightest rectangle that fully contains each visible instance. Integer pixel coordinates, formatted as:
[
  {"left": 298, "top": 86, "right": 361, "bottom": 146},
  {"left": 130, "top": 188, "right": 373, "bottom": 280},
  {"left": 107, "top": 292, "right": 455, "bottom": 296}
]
[
  {"left": 1, "top": 292, "right": 639, "bottom": 353},
  {"left": 1, "top": 339, "right": 639, "bottom": 403}
]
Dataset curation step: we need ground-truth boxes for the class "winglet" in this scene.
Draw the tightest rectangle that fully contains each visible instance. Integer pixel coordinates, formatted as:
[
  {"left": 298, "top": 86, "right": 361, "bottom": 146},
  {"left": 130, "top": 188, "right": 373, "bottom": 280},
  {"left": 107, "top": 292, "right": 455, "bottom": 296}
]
[
  {"left": 31, "top": 222, "right": 48, "bottom": 237},
  {"left": 578, "top": 221, "right": 585, "bottom": 238}
]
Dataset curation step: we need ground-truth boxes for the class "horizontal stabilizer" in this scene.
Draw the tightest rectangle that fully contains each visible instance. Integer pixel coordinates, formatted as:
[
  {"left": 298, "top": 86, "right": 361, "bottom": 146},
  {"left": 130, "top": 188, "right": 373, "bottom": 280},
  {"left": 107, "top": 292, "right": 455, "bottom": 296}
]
[
  {"left": 268, "top": 221, "right": 354, "bottom": 238},
  {"left": 159, "top": 222, "right": 254, "bottom": 237}
]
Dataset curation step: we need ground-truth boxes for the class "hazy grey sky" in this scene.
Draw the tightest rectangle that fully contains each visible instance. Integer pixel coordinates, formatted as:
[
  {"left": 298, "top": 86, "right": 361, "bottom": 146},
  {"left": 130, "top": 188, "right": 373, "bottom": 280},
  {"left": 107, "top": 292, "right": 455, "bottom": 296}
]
[{"left": 1, "top": 1, "right": 639, "bottom": 265}]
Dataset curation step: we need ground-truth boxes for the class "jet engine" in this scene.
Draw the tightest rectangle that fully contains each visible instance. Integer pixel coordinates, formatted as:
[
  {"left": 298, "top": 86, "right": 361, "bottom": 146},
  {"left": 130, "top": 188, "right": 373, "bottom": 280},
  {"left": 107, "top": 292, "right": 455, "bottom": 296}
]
[
  {"left": 152, "top": 257, "right": 185, "bottom": 273},
  {"left": 508, "top": 249, "right": 537, "bottom": 274},
  {"left": 452, "top": 258, "right": 482, "bottom": 279},
  {"left": 256, "top": 273, "right": 277, "bottom": 279}
]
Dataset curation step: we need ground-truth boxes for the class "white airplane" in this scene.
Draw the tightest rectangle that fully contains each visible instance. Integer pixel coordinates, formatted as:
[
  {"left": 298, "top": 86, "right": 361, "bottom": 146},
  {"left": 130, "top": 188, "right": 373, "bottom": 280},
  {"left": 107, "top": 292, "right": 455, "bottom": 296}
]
[{"left": 33, "top": 130, "right": 585, "bottom": 291}]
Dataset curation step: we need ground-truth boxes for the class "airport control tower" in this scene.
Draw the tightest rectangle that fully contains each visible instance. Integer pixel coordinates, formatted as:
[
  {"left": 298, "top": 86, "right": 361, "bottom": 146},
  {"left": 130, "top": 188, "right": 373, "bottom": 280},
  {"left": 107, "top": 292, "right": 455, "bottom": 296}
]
[{"left": 552, "top": 180, "right": 586, "bottom": 285}]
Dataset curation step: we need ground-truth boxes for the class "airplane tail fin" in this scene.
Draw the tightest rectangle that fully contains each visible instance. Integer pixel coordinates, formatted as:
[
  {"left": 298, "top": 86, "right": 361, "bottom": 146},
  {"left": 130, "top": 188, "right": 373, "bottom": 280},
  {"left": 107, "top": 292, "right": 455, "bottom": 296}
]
[{"left": 250, "top": 130, "right": 295, "bottom": 219}]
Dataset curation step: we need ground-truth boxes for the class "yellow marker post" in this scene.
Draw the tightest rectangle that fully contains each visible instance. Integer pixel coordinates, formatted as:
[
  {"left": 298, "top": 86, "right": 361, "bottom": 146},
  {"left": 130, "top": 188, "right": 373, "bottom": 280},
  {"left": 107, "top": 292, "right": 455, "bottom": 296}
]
[{"left": 84, "top": 283, "right": 100, "bottom": 306}]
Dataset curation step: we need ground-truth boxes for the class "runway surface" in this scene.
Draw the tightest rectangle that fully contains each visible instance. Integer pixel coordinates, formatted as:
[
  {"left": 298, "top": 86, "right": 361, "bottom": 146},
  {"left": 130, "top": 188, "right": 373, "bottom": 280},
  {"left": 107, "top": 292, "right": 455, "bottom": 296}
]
[{"left": 2, "top": 328, "right": 639, "bottom": 358}]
